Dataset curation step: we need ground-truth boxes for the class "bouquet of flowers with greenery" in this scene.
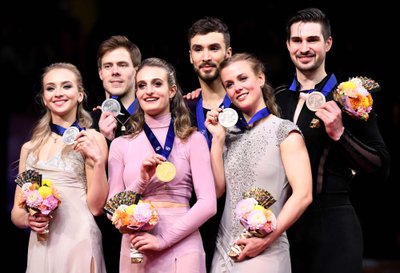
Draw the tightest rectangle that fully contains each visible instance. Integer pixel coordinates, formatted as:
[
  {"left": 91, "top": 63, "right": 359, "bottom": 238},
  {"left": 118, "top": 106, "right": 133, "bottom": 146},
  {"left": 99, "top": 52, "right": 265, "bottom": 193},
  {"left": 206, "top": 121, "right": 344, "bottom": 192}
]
[
  {"left": 105, "top": 191, "right": 158, "bottom": 263},
  {"left": 227, "top": 187, "right": 276, "bottom": 260},
  {"left": 334, "top": 76, "right": 380, "bottom": 121},
  {"left": 15, "top": 169, "right": 61, "bottom": 241}
]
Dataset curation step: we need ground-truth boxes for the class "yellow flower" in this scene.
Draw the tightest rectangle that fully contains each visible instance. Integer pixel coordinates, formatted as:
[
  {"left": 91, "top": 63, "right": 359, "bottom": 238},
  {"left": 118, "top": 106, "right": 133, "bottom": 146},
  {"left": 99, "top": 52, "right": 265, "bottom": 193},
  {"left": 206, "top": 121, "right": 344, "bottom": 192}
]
[
  {"left": 341, "top": 81, "right": 357, "bottom": 91},
  {"left": 38, "top": 186, "right": 52, "bottom": 198},
  {"left": 125, "top": 204, "right": 136, "bottom": 215},
  {"left": 253, "top": 204, "right": 265, "bottom": 211},
  {"left": 341, "top": 81, "right": 358, "bottom": 98},
  {"left": 367, "top": 94, "right": 373, "bottom": 106},
  {"left": 41, "top": 179, "right": 53, "bottom": 187}
]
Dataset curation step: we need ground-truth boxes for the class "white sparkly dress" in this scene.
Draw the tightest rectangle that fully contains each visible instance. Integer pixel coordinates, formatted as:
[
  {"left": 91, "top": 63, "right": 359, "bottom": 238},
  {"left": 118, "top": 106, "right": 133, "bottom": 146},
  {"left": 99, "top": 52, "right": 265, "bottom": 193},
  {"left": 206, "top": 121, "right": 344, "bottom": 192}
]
[{"left": 210, "top": 115, "right": 300, "bottom": 273}]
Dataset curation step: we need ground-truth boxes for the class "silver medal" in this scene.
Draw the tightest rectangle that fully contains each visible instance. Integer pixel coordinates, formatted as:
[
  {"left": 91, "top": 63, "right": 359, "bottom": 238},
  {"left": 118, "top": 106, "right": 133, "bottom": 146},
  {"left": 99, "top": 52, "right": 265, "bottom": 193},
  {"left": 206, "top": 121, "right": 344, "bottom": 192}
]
[
  {"left": 62, "top": 127, "right": 79, "bottom": 145},
  {"left": 306, "top": 91, "right": 326, "bottom": 112},
  {"left": 218, "top": 108, "right": 239, "bottom": 128},
  {"left": 101, "top": 98, "right": 122, "bottom": 116}
]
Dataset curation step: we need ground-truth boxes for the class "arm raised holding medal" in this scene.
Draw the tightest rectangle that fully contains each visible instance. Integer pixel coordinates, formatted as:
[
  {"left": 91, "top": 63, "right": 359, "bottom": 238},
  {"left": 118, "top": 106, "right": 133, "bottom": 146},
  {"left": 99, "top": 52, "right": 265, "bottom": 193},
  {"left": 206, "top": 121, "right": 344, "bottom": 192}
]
[
  {"left": 274, "top": 8, "right": 390, "bottom": 273},
  {"left": 136, "top": 154, "right": 166, "bottom": 194},
  {"left": 11, "top": 62, "right": 108, "bottom": 273},
  {"left": 205, "top": 53, "right": 312, "bottom": 272},
  {"left": 314, "top": 100, "right": 345, "bottom": 141},
  {"left": 91, "top": 35, "right": 142, "bottom": 143},
  {"left": 107, "top": 57, "right": 216, "bottom": 272}
]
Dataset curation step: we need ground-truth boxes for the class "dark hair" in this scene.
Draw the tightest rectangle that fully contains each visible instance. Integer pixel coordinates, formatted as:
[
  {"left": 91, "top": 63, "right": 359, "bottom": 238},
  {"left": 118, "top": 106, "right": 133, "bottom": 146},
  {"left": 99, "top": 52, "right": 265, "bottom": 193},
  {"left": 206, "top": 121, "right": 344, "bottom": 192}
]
[
  {"left": 97, "top": 35, "right": 142, "bottom": 69},
  {"left": 286, "top": 8, "right": 331, "bottom": 41},
  {"left": 219, "top": 53, "right": 279, "bottom": 117},
  {"left": 188, "top": 16, "right": 230, "bottom": 48},
  {"left": 129, "top": 57, "right": 196, "bottom": 140}
]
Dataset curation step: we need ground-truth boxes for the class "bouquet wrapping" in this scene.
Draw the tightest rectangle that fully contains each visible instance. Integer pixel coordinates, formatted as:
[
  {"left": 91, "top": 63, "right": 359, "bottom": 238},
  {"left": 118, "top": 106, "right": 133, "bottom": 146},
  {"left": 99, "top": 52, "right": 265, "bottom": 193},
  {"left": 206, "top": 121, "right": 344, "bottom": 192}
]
[
  {"left": 15, "top": 169, "right": 61, "bottom": 241},
  {"left": 105, "top": 191, "right": 158, "bottom": 263},
  {"left": 333, "top": 76, "right": 379, "bottom": 121},
  {"left": 228, "top": 187, "right": 277, "bottom": 260}
]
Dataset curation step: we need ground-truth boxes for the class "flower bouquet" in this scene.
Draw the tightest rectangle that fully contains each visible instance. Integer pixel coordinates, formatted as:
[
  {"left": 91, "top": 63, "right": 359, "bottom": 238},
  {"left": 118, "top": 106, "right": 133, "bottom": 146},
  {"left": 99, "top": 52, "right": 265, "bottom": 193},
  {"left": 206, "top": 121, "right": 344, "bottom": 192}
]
[
  {"left": 15, "top": 169, "right": 61, "bottom": 241},
  {"left": 227, "top": 187, "right": 277, "bottom": 260},
  {"left": 105, "top": 191, "right": 159, "bottom": 263},
  {"left": 333, "top": 76, "right": 380, "bottom": 121}
]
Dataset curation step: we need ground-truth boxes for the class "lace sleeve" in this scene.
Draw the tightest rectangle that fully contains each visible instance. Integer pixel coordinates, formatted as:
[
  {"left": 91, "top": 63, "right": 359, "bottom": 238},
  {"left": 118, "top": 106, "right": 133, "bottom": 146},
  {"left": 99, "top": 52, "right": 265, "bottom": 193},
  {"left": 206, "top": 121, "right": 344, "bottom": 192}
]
[{"left": 338, "top": 128, "right": 388, "bottom": 174}]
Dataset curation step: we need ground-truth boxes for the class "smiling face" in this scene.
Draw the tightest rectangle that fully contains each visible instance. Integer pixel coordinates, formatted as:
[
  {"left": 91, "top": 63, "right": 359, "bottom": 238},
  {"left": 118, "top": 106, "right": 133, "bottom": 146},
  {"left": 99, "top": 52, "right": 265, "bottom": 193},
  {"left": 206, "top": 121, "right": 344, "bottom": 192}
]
[
  {"left": 286, "top": 22, "right": 332, "bottom": 76},
  {"left": 220, "top": 60, "right": 265, "bottom": 118},
  {"left": 98, "top": 47, "right": 136, "bottom": 98},
  {"left": 135, "top": 66, "right": 176, "bottom": 117},
  {"left": 42, "top": 68, "right": 83, "bottom": 121},
  {"left": 189, "top": 32, "right": 232, "bottom": 83}
]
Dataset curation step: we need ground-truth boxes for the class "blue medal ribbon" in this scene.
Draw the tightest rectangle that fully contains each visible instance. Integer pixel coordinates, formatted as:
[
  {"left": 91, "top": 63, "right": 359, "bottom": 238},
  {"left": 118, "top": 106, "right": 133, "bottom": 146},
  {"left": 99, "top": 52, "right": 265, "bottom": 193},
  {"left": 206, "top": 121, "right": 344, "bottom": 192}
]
[
  {"left": 196, "top": 93, "right": 231, "bottom": 149},
  {"left": 143, "top": 118, "right": 175, "bottom": 160},
  {"left": 111, "top": 95, "right": 138, "bottom": 115},
  {"left": 50, "top": 120, "right": 85, "bottom": 136},
  {"left": 289, "top": 73, "right": 337, "bottom": 96},
  {"left": 236, "top": 107, "right": 270, "bottom": 131}
]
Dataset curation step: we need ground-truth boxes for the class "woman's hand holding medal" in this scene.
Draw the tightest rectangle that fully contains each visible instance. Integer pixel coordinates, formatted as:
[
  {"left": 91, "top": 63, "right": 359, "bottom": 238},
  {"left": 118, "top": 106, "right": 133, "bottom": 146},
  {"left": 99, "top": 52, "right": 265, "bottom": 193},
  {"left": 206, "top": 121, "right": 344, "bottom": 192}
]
[
  {"left": 73, "top": 129, "right": 106, "bottom": 165},
  {"left": 204, "top": 108, "right": 227, "bottom": 144},
  {"left": 139, "top": 154, "right": 176, "bottom": 193}
]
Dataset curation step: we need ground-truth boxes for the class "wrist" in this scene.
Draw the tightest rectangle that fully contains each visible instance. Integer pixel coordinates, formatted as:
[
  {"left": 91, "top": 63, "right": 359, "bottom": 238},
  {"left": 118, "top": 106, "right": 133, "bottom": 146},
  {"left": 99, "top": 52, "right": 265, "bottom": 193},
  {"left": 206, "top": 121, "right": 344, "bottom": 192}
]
[
  {"left": 333, "top": 126, "right": 345, "bottom": 141},
  {"left": 24, "top": 213, "right": 30, "bottom": 229}
]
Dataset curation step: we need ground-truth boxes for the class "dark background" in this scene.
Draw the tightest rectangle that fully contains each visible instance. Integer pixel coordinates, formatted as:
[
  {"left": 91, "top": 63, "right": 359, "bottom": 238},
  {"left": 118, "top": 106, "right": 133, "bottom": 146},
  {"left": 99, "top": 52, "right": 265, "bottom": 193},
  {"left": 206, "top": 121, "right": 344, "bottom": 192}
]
[{"left": 2, "top": 1, "right": 399, "bottom": 271}]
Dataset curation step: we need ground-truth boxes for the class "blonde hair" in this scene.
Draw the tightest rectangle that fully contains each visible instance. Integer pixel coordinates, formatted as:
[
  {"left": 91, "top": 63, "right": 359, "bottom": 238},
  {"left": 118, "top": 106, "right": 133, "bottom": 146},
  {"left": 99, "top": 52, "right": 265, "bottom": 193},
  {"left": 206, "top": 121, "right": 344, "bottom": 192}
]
[{"left": 28, "top": 62, "right": 92, "bottom": 158}]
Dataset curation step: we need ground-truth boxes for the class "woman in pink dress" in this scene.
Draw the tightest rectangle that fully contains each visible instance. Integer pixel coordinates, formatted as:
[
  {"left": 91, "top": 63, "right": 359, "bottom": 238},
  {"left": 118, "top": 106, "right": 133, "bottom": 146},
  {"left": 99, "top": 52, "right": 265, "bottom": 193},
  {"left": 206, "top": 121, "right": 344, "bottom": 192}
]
[{"left": 107, "top": 57, "right": 217, "bottom": 273}]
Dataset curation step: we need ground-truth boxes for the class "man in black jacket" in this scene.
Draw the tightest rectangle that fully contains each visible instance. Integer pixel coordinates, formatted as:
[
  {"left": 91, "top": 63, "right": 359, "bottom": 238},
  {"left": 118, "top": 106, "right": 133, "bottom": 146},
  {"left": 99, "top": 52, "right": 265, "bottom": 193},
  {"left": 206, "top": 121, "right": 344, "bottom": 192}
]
[{"left": 275, "top": 8, "right": 390, "bottom": 273}]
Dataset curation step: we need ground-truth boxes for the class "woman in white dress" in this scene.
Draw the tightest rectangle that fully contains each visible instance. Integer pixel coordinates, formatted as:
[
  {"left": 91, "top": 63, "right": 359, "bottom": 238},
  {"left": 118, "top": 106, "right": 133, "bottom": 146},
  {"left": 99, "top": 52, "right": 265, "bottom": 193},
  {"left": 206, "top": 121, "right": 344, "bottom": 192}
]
[{"left": 11, "top": 62, "right": 108, "bottom": 273}]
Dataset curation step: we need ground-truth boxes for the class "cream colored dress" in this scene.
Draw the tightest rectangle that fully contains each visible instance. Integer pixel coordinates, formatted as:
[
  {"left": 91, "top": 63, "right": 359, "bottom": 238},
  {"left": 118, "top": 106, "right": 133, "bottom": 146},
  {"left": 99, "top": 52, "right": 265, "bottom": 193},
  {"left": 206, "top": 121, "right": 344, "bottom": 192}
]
[{"left": 25, "top": 151, "right": 106, "bottom": 273}]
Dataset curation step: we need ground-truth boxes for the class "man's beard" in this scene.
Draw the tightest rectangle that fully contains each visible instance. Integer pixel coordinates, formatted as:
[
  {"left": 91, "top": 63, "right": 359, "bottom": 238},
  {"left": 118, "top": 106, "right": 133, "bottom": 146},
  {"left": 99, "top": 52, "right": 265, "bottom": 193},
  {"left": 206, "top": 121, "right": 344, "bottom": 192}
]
[{"left": 195, "top": 67, "right": 220, "bottom": 83}]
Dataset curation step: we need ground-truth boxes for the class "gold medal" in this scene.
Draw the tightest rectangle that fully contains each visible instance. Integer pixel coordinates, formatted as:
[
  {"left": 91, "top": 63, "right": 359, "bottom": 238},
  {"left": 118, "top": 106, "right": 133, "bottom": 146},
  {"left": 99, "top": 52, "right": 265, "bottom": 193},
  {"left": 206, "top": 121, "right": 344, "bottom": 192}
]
[{"left": 156, "top": 161, "right": 176, "bottom": 182}]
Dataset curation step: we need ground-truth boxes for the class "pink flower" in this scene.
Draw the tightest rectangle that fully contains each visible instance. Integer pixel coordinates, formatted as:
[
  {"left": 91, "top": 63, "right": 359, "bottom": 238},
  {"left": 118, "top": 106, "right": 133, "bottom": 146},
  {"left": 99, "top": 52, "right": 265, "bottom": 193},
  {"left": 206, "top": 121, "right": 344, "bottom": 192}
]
[
  {"left": 229, "top": 194, "right": 277, "bottom": 260},
  {"left": 334, "top": 77, "right": 375, "bottom": 121},
  {"left": 17, "top": 176, "right": 61, "bottom": 216},
  {"left": 26, "top": 190, "right": 43, "bottom": 208},
  {"left": 42, "top": 195, "right": 60, "bottom": 214},
  {"left": 235, "top": 198, "right": 258, "bottom": 218},
  {"left": 133, "top": 202, "right": 152, "bottom": 223}
]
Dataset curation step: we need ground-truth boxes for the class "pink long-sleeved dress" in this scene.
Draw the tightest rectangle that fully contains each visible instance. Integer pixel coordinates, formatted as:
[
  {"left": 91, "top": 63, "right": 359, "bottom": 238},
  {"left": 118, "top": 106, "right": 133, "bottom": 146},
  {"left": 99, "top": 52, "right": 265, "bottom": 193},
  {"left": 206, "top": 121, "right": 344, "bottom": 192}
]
[{"left": 108, "top": 113, "right": 217, "bottom": 273}]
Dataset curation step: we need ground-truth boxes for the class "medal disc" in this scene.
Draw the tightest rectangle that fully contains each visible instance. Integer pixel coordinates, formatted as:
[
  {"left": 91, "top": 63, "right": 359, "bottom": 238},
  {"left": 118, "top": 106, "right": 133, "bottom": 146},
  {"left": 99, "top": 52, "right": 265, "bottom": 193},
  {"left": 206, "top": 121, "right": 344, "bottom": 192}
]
[
  {"left": 156, "top": 161, "right": 176, "bottom": 182},
  {"left": 62, "top": 127, "right": 79, "bottom": 145},
  {"left": 218, "top": 108, "right": 239, "bottom": 128},
  {"left": 101, "top": 98, "right": 122, "bottom": 116},
  {"left": 306, "top": 91, "right": 326, "bottom": 112}
]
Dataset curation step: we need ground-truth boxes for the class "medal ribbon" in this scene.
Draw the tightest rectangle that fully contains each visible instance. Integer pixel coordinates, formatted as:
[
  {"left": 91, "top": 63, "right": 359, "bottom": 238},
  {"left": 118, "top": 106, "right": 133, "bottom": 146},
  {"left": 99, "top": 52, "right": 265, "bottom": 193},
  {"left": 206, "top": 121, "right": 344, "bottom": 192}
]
[
  {"left": 289, "top": 73, "right": 337, "bottom": 96},
  {"left": 50, "top": 120, "right": 84, "bottom": 136},
  {"left": 236, "top": 107, "right": 270, "bottom": 130},
  {"left": 143, "top": 118, "right": 175, "bottom": 160},
  {"left": 111, "top": 96, "right": 138, "bottom": 115},
  {"left": 196, "top": 93, "right": 231, "bottom": 148}
]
